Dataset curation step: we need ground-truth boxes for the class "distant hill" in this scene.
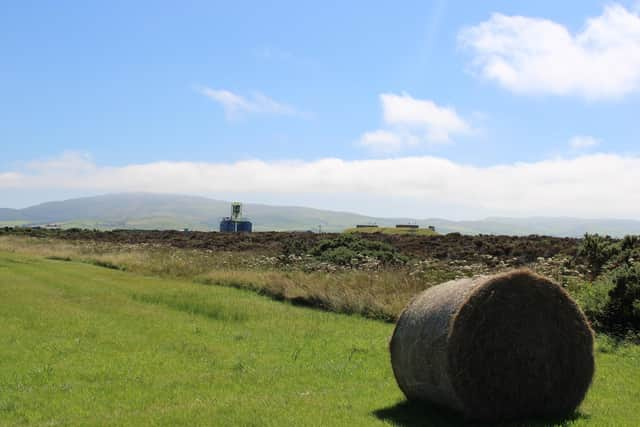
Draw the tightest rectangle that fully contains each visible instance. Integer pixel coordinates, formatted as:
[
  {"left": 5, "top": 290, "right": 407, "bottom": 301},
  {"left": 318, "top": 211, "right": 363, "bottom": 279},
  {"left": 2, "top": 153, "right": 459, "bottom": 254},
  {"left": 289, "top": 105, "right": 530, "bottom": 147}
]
[
  {"left": 0, "top": 193, "right": 382, "bottom": 232},
  {"left": 2, "top": 193, "right": 640, "bottom": 237},
  {"left": 424, "top": 217, "right": 640, "bottom": 237}
]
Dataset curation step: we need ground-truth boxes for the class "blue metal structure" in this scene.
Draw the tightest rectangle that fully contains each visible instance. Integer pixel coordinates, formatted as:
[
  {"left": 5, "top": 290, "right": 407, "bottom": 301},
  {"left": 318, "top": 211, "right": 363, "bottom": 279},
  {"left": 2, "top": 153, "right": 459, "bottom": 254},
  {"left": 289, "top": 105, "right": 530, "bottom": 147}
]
[
  {"left": 219, "top": 218, "right": 252, "bottom": 232},
  {"left": 219, "top": 202, "right": 253, "bottom": 232}
]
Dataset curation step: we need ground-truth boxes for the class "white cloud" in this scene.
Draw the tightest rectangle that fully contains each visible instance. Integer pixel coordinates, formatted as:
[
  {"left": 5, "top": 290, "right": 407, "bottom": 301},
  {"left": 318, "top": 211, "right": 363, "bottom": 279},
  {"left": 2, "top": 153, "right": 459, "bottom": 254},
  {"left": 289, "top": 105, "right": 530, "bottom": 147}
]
[
  {"left": 0, "top": 172, "right": 21, "bottom": 186},
  {"left": 381, "top": 93, "right": 471, "bottom": 141},
  {"left": 25, "top": 151, "right": 96, "bottom": 172},
  {"left": 359, "top": 130, "right": 420, "bottom": 153},
  {"left": 199, "top": 87, "right": 305, "bottom": 119},
  {"left": 359, "top": 93, "right": 471, "bottom": 152},
  {"left": 359, "top": 130, "right": 403, "bottom": 152},
  {"left": 459, "top": 4, "right": 640, "bottom": 99},
  {"left": 4, "top": 152, "right": 640, "bottom": 218},
  {"left": 569, "top": 135, "right": 601, "bottom": 149}
]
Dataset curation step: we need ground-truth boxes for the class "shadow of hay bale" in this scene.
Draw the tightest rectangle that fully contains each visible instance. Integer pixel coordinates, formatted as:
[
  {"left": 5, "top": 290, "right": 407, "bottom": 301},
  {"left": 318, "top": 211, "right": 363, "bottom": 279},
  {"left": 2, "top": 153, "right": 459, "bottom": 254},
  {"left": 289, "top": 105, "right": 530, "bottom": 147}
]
[
  {"left": 373, "top": 401, "right": 589, "bottom": 427},
  {"left": 373, "top": 400, "right": 465, "bottom": 426}
]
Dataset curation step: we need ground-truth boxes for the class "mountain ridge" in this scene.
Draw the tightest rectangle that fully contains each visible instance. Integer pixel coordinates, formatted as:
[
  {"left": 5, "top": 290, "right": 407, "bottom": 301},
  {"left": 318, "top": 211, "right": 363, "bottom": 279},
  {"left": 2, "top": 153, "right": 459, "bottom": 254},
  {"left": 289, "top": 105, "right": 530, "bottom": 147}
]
[{"left": 2, "top": 193, "right": 640, "bottom": 237}]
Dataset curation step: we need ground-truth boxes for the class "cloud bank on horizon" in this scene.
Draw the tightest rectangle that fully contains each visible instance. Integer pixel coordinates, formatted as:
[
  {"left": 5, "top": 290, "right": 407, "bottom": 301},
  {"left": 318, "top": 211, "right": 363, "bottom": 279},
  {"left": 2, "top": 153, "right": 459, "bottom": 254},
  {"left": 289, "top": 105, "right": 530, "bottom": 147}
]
[{"left": 2, "top": 151, "right": 640, "bottom": 219}]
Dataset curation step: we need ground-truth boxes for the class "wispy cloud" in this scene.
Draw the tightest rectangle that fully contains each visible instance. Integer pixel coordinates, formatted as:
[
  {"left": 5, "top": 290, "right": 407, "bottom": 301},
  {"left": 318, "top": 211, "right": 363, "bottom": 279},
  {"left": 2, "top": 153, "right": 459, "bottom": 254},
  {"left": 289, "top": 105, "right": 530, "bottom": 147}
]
[
  {"left": 198, "top": 87, "right": 307, "bottom": 119},
  {"left": 459, "top": 4, "right": 640, "bottom": 99},
  {"left": 569, "top": 135, "right": 601, "bottom": 150},
  {"left": 4, "top": 152, "right": 640, "bottom": 218},
  {"left": 359, "top": 93, "right": 472, "bottom": 152},
  {"left": 359, "top": 130, "right": 420, "bottom": 153}
]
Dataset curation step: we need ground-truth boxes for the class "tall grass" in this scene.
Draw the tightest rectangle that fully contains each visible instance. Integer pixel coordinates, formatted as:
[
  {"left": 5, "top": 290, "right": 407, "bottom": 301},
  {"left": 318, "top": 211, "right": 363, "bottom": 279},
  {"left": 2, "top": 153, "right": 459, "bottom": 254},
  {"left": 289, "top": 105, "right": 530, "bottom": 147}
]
[
  {"left": 0, "top": 235, "right": 591, "bottom": 324},
  {"left": 0, "top": 236, "right": 457, "bottom": 321},
  {"left": 195, "top": 269, "right": 445, "bottom": 321}
]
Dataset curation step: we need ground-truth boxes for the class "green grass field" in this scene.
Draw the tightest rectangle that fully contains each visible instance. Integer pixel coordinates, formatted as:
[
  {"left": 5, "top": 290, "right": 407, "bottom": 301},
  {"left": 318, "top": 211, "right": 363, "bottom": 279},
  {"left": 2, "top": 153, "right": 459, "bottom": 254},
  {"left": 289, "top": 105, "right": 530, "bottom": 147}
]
[{"left": 1, "top": 251, "right": 639, "bottom": 426}]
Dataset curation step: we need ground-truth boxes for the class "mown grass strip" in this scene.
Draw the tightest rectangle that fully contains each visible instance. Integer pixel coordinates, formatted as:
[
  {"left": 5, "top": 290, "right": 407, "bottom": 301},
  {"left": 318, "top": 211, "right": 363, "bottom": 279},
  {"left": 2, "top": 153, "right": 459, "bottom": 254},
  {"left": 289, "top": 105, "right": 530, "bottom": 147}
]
[{"left": 131, "top": 292, "right": 248, "bottom": 321}]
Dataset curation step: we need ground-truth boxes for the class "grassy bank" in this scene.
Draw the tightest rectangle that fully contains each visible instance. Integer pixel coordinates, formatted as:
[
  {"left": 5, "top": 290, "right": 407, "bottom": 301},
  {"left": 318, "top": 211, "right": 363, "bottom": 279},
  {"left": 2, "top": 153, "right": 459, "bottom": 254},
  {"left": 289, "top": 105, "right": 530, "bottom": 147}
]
[
  {"left": 0, "top": 251, "right": 639, "bottom": 425},
  {"left": 0, "top": 236, "right": 460, "bottom": 322},
  {"left": 0, "top": 235, "right": 619, "bottom": 331}
]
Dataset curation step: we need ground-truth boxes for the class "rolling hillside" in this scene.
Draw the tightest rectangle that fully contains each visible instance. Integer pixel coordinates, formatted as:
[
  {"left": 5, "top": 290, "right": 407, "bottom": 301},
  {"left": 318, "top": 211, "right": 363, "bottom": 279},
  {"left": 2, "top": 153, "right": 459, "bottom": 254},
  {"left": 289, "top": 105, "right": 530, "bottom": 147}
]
[{"left": 2, "top": 193, "right": 640, "bottom": 236}]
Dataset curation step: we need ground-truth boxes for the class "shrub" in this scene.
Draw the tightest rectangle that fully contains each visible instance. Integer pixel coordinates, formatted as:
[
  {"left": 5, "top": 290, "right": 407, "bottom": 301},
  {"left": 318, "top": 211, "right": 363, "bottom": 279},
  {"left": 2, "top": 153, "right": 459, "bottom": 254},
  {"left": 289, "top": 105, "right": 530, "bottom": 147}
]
[
  {"left": 610, "top": 235, "right": 640, "bottom": 268},
  {"left": 310, "top": 234, "right": 407, "bottom": 266},
  {"left": 319, "top": 246, "right": 358, "bottom": 266},
  {"left": 571, "top": 280, "right": 613, "bottom": 331},
  {"left": 282, "top": 238, "right": 310, "bottom": 255},
  {"left": 602, "top": 263, "right": 640, "bottom": 335},
  {"left": 578, "top": 233, "right": 618, "bottom": 278},
  {"left": 280, "top": 238, "right": 312, "bottom": 264},
  {"left": 621, "top": 235, "right": 640, "bottom": 251}
]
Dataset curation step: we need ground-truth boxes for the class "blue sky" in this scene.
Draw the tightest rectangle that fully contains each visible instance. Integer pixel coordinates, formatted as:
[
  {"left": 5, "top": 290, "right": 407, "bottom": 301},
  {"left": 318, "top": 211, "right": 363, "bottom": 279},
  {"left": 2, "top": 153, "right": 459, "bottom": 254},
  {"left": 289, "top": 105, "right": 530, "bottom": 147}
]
[{"left": 3, "top": 1, "right": 640, "bottom": 219}]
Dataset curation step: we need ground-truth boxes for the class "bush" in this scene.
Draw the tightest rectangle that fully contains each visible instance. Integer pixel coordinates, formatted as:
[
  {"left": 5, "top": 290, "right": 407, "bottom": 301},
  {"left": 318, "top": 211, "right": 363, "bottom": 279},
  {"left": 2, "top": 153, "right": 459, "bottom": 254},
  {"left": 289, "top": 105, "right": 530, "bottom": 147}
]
[
  {"left": 282, "top": 239, "right": 309, "bottom": 256},
  {"left": 280, "top": 238, "right": 312, "bottom": 264},
  {"left": 578, "top": 233, "right": 618, "bottom": 278},
  {"left": 571, "top": 280, "right": 613, "bottom": 331},
  {"left": 601, "top": 263, "right": 640, "bottom": 335},
  {"left": 610, "top": 235, "right": 640, "bottom": 268},
  {"left": 319, "top": 246, "right": 358, "bottom": 266},
  {"left": 621, "top": 235, "right": 640, "bottom": 251},
  {"left": 310, "top": 234, "right": 407, "bottom": 266}
]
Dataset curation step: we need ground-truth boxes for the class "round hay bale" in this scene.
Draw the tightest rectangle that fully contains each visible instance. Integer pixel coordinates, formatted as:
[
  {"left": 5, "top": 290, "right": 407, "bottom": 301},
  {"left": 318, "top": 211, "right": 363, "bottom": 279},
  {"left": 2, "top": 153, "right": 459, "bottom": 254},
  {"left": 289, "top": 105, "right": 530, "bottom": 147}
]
[{"left": 390, "top": 269, "right": 594, "bottom": 422}]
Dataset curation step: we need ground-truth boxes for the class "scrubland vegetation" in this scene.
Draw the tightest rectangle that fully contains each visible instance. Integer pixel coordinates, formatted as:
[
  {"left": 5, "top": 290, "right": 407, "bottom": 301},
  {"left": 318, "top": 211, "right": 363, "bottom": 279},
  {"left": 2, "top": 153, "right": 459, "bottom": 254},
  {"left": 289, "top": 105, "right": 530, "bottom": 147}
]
[
  {"left": 1, "top": 229, "right": 639, "bottom": 425},
  {"left": 0, "top": 233, "right": 566, "bottom": 322},
  {"left": 0, "top": 229, "right": 638, "bottom": 339},
  {"left": 0, "top": 234, "right": 451, "bottom": 322},
  {"left": 576, "top": 234, "right": 640, "bottom": 336}
]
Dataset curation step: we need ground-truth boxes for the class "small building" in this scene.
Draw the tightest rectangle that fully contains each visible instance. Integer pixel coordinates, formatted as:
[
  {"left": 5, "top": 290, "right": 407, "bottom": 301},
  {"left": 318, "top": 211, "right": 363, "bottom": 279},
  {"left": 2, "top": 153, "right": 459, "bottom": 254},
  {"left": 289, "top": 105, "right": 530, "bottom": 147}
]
[
  {"left": 220, "top": 218, "right": 252, "bottom": 232},
  {"left": 356, "top": 224, "right": 378, "bottom": 228},
  {"left": 219, "top": 202, "right": 253, "bottom": 233},
  {"left": 396, "top": 224, "right": 419, "bottom": 229}
]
